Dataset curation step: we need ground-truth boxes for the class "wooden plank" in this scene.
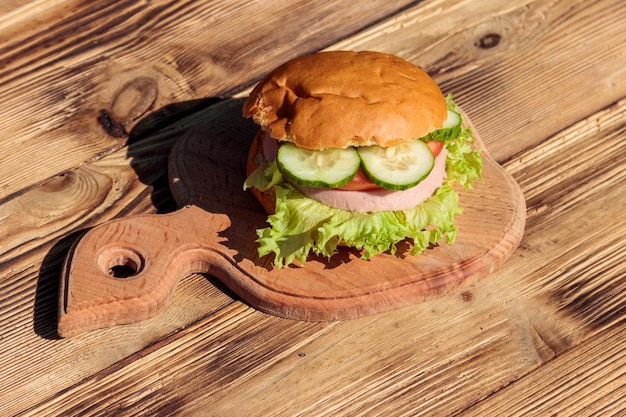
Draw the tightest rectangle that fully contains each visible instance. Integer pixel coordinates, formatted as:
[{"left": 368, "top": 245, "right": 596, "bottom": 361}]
[
  {"left": 18, "top": 300, "right": 540, "bottom": 416},
  {"left": 499, "top": 99, "right": 626, "bottom": 338},
  {"left": 462, "top": 323, "right": 626, "bottom": 416},
  {"left": 1, "top": 0, "right": 625, "bottom": 414},
  {"left": 18, "top": 97, "right": 623, "bottom": 416},
  {"left": 0, "top": 0, "right": 418, "bottom": 202}
]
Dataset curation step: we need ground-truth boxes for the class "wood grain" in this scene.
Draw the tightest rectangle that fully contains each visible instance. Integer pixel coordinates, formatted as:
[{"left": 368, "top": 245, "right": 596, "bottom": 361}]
[
  {"left": 1, "top": 0, "right": 625, "bottom": 415},
  {"left": 0, "top": 0, "right": 418, "bottom": 203},
  {"left": 462, "top": 322, "right": 626, "bottom": 416}
]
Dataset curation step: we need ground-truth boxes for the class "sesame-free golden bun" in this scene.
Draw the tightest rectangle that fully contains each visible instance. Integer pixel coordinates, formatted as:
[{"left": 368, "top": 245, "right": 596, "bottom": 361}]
[{"left": 242, "top": 50, "right": 447, "bottom": 150}]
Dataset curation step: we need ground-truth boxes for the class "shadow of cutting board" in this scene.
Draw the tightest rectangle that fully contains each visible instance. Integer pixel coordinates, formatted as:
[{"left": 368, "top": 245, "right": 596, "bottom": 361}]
[{"left": 58, "top": 98, "right": 526, "bottom": 337}]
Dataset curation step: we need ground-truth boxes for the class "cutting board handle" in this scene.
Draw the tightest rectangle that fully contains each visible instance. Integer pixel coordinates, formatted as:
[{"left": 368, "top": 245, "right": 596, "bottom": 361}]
[{"left": 57, "top": 205, "right": 232, "bottom": 337}]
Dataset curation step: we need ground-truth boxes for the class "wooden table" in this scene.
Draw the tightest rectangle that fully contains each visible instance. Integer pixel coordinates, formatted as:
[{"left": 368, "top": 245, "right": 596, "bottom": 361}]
[{"left": 1, "top": 0, "right": 624, "bottom": 415}]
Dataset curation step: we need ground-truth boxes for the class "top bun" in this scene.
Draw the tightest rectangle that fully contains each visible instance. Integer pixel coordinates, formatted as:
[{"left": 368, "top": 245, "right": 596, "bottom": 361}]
[{"left": 242, "top": 50, "right": 447, "bottom": 150}]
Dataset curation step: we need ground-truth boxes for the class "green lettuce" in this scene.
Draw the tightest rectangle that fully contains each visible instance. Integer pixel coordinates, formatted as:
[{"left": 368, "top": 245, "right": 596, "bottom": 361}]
[{"left": 244, "top": 95, "right": 482, "bottom": 268}]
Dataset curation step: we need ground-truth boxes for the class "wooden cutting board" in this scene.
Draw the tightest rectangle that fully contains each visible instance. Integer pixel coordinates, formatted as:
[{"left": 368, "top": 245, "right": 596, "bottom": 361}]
[{"left": 58, "top": 99, "right": 526, "bottom": 337}]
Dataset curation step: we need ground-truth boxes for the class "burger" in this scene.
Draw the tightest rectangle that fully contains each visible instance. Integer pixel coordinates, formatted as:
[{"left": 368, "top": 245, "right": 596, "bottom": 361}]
[{"left": 243, "top": 51, "right": 482, "bottom": 268}]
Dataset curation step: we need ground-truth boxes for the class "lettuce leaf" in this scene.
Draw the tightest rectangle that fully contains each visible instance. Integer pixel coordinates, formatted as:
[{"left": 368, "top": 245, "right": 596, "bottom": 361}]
[
  {"left": 444, "top": 94, "right": 483, "bottom": 188},
  {"left": 244, "top": 95, "right": 483, "bottom": 268}
]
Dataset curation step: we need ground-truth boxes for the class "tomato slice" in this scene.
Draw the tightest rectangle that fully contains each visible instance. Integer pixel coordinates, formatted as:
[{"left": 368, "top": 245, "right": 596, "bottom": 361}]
[
  {"left": 336, "top": 168, "right": 382, "bottom": 191},
  {"left": 426, "top": 141, "right": 444, "bottom": 157}
]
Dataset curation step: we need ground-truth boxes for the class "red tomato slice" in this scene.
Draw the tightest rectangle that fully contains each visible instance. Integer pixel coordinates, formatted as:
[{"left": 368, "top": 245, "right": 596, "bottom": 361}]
[
  {"left": 336, "top": 168, "right": 382, "bottom": 191},
  {"left": 426, "top": 141, "right": 444, "bottom": 157}
]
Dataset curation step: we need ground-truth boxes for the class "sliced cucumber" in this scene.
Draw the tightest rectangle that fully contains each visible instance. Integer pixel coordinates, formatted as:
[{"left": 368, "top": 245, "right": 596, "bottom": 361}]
[
  {"left": 443, "top": 109, "right": 461, "bottom": 129},
  {"left": 426, "top": 109, "right": 462, "bottom": 141},
  {"left": 357, "top": 140, "right": 435, "bottom": 190},
  {"left": 276, "top": 143, "right": 360, "bottom": 188}
]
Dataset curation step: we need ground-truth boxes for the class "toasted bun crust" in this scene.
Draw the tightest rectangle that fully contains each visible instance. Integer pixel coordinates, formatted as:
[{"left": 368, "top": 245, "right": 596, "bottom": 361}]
[
  {"left": 246, "top": 130, "right": 276, "bottom": 214},
  {"left": 242, "top": 50, "right": 447, "bottom": 150}
]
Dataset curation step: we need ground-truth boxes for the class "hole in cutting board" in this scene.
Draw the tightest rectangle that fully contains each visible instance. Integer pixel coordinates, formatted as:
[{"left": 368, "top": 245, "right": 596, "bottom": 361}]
[{"left": 97, "top": 246, "right": 145, "bottom": 278}]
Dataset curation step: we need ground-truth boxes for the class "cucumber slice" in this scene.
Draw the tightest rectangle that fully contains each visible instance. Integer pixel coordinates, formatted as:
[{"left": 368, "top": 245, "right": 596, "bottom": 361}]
[
  {"left": 426, "top": 109, "right": 462, "bottom": 141},
  {"left": 443, "top": 109, "right": 461, "bottom": 129},
  {"left": 276, "top": 143, "right": 360, "bottom": 188},
  {"left": 357, "top": 140, "right": 435, "bottom": 190}
]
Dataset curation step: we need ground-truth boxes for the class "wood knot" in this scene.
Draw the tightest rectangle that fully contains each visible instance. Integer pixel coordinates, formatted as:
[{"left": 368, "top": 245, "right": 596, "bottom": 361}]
[
  {"left": 98, "top": 109, "right": 128, "bottom": 138},
  {"left": 111, "top": 76, "right": 158, "bottom": 123},
  {"left": 18, "top": 168, "right": 107, "bottom": 219},
  {"left": 99, "top": 76, "right": 158, "bottom": 138},
  {"left": 39, "top": 172, "right": 76, "bottom": 192},
  {"left": 475, "top": 33, "right": 501, "bottom": 49},
  {"left": 459, "top": 290, "right": 473, "bottom": 303}
]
